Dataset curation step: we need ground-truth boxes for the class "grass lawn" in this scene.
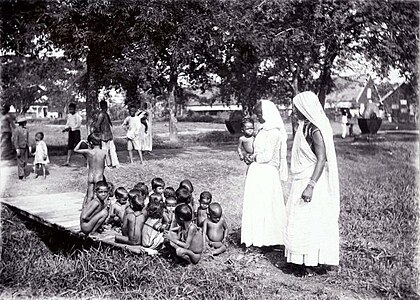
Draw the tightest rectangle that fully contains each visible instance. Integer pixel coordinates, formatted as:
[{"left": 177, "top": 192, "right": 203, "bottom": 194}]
[{"left": 0, "top": 122, "right": 418, "bottom": 299}]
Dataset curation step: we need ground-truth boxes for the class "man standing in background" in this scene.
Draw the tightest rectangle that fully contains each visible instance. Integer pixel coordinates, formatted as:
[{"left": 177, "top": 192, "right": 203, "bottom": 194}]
[{"left": 62, "top": 102, "right": 82, "bottom": 166}]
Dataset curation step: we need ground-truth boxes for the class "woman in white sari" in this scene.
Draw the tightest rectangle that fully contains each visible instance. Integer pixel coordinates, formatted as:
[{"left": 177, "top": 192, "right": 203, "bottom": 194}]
[
  {"left": 241, "top": 100, "right": 288, "bottom": 247},
  {"left": 284, "top": 91, "right": 340, "bottom": 276}
]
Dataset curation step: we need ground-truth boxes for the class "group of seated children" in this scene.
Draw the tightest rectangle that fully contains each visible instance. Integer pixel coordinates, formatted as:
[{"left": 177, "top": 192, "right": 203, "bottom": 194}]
[{"left": 80, "top": 177, "right": 229, "bottom": 264}]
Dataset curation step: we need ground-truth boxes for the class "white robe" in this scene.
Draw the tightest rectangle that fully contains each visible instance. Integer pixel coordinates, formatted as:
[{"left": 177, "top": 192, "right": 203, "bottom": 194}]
[
  {"left": 284, "top": 122, "right": 339, "bottom": 266},
  {"left": 241, "top": 128, "right": 286, "bottom": 247}
]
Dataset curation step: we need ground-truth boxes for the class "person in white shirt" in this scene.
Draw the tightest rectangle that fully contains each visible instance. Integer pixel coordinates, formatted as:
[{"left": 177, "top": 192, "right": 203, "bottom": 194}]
[{"left": 62, "top": 102, "right": 82, "bottom": 166}]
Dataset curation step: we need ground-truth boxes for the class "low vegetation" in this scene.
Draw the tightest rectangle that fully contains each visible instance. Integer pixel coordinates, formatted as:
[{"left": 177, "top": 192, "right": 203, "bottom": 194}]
[{"left": 1, "top": 128, "right": 418, "bottom": 299}]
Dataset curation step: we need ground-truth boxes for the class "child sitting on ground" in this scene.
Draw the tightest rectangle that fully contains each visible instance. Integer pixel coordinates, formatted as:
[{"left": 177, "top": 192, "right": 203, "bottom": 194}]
[
  {"left": 33, "top": 131, "right": 49, "bottom": 179},
  {"left": 202, "top": 203, "right": 229, "bottom": 255},
  {"left": 237, "top": 118, "right": 255, "bottom": 161},
  {"left": 164, "top": 204, "right": 204, "bottom": 264},
  {"left": 80, "top": 181, "right": 110, "bottom": 235},
  {"left": 115, "top": 189, "right": 146, "bottom": 245},
  {"left": 151, "top": 177, "right": 165, "bottom": 198},
  {"left": 163, "top": 196, "right": 178, "bottom": 230},
  {"left": 196, "top": 191, "right": 212, "bottom": 227},
  {"left": 142, "top": 199, "right": 165, "bottom": 249},
  {"left": 74, "top": 132, "right": 107, "bottom": 207},
  {"left": 179, "top": 179, "right": 195, "bottom": 209},
  {"left": 164, "top": 186, "right": 176, "bottom": 199},
  {"left": 176, "top": 186, "right": 193, "bottom": 211},
  {"left": 108, "top": 187, "right": 129, "bottom": 226},
  {"left": 133, "top": 182, "right": 150, "bottom": 210}
]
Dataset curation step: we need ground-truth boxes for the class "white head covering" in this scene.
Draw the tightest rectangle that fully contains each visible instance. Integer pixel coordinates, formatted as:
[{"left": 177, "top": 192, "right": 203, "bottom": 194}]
[
  {"left": 259, "top": 100, "right": 287, "bottom": 136},
  {"left": 292, "top": 91, "right": 339, "bottom": 204},
  {"left": 258, "top": 99, "right": 288, "bottom": 180}
]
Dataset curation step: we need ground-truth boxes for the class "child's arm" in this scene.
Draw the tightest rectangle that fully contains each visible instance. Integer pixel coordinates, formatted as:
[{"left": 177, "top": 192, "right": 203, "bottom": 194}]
[
  {"left": 42, "top": 141, "right": 48, "bottom": 160},
  {"left": 74, "top": 140, "right": 90, "bottom": 154},
  {"left": 170, "top": 225, "right": 197, "bottom": 249},
  {"left": 222, "top": 218, "right": 229, "bottom": 243},
  {"left": 237, "top": 138, "right": 244, "bottom": 160},
  {"left": 202, "top": 219, "right": 208, "bottom": 249}
]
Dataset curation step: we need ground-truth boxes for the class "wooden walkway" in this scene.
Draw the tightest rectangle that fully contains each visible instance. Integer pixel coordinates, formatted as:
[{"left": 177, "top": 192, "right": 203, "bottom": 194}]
[{"left": 1, "top": 192, "right": 157, "bottom": 255}]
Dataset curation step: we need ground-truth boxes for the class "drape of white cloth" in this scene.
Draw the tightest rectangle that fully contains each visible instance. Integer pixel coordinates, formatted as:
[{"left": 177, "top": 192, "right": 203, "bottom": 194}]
[
  {"left": 102, "top": 140, "right": 119, "bottom": 167},
  {"left": 241, "top": 100, "right": 287, "bottom": 247},
  {"left": 142, "top": 110, "right": 152, "bottom": 151},
  {"left": 284, "top": 91, "right": 340, "bottom": 266}
]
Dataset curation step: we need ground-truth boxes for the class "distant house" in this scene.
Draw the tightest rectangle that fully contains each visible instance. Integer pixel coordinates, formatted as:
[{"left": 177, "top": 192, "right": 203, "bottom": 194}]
[
  {"left": 354, "top": 76, "right": 382, "bottom": 115},
  {"left": 325, "top": 75, "right": 380, "bottom": 113},
  {"left": 382, "top": 82, "right": 417, "bottom": 123}
]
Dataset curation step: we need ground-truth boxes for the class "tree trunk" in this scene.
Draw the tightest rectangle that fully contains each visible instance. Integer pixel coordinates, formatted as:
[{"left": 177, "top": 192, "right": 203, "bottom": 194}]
[
  {"left": 86, "top": 51, "right": 99, "bottom": 133},
  {"left": 168, "top": 75, "right": 179, "bottom": 143},
  {"left": 318, "top": 46, "right": 338, "bottom": 108},
  {"left": 124, "top": 81, "right": 138, "bottom": 108}
]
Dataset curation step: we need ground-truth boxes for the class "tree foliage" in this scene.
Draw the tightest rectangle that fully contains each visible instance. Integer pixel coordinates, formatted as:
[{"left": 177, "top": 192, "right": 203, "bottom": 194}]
[{"left": 1, "top": 0, "right": 418, "bottom": 130}]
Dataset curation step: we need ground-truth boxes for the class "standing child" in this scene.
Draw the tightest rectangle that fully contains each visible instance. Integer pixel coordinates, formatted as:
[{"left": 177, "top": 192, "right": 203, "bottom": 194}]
[
  {"left": 237, "top": 118, "right": 255, "bottom": 161},
  {"left": 164, "top": 204, "right": 204, "bottom": 264},
  {"left": 74, "top": 132, "right": 107, "bottom": 207},
  {"left": 196, "top": 191, "right": 212, "bottom": 227},
  {"left": 122, "top": 106, "right": 146, "bottom": 164},
  {"left": 33, "top": 132, "right": 49, "bottom": 179},
  {"left": 202, "top": 203, "right": 229, "bottom": 255},
  {"left": 80, "top": 181, "right": 110, "bottom": 235},
  {"left": 13, "top": 116, "right": 29, "bottom": 180},
  {"left": 115, "top": 188, "right": 146, "bottom": 245},
  {"left": 108, "top": 187, "right": 129, "bottom": 226}
]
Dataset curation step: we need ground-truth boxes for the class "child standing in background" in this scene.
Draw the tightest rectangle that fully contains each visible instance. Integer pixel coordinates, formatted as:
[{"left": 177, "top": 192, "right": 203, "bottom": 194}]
[
  {"left": 237, "top": 118, "right": 255, "bottom": 161},
  {"left": 13, "top": 116, "right": 29, "bottom": 180},
  {"left": 33, "top": 132, "right": 49, "bottom": 179},
  {"left": 122, "top": 106, "right": 146, "bottom": 164},
  {"left": 74, "top": 132, "right": 107, "bottom": 207}
]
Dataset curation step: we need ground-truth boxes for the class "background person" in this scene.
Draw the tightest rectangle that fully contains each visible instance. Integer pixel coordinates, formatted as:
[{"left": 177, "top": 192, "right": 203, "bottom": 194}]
[
  {"left": 62, "top": 102, "right": 82, "bottom": 166},
  {"left": 284, "top": 91, "right": 340, "bottom": 277},
  {"left": 0, "top": 103, "right": 16, "bottom": 161},
  {"left": 93, "top": 100, "right": 119, "bottom": 168}
]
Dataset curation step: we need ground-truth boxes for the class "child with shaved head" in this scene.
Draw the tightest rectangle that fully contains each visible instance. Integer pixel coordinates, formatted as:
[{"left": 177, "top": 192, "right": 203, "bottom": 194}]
[{"left": 202, "top": 203, "right": 229, "bottom": 255}]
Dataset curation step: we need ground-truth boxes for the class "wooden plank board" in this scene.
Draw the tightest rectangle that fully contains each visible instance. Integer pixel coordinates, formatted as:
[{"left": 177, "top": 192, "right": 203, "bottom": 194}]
[{"left": 0, "top": 192, "right": 157, "bottom": 256}]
